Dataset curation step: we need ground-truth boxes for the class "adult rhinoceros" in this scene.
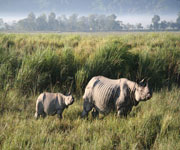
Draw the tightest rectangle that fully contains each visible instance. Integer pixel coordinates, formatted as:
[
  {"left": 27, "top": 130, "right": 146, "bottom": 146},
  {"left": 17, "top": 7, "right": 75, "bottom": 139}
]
[
  {"left": 35, "top": 92, "right": 74, "bottom": 119},
  {"left": 81, "top": 76, "right": 152, "bottom": 118}
]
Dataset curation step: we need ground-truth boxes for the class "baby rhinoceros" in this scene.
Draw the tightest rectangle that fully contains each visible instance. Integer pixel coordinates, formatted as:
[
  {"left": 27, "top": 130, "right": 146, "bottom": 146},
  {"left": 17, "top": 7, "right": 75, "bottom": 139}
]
[{"left": 34, "top": 92, "right": 74, "bottom": 119}]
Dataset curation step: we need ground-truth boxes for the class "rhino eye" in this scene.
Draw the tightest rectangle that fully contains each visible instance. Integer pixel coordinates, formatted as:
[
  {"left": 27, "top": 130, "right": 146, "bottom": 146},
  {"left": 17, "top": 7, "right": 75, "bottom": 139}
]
[{"left": 138, "top": 87, "right": 144, "bottom": 91}]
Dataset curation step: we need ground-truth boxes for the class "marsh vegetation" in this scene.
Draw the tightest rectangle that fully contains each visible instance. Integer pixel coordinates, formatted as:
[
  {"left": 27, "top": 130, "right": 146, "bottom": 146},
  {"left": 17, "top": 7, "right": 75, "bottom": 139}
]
[{"left": 0, "top": 33, "right": 180, "bottom": 149}]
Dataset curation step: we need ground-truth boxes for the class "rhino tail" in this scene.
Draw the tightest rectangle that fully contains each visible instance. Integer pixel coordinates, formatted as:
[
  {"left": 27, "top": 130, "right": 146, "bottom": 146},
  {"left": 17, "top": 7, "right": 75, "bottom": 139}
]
[
  {"left": 35, "top": 93, "right": 46, "bottom": 119},
  {"left": 35, "top": 99, "right": 40, "bottom": 119},
  {"left": 83, "top": 94, "right": 86, "bottom": 100}
]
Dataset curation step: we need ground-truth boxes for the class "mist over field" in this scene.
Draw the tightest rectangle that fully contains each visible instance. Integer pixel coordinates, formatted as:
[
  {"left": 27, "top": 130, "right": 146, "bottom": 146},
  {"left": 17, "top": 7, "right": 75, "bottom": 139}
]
[
  {"left": 0, "top": 0, "right": 180, "bottom": 30},
  {"left": 1, "top": 0, "right": 180, "bottom": 14},
  {"left": 2, "top": 14, "right": 177, "bottom": 27}
]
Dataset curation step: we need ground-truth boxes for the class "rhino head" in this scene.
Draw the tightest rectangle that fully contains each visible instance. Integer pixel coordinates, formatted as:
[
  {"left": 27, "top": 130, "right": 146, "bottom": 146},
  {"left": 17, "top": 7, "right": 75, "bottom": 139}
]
[
  {"left": 64, "top": 92, "right": 74, "bottom": 106},
  {"left": 135, "top": 79, "right": 152, "bottom": 102}
]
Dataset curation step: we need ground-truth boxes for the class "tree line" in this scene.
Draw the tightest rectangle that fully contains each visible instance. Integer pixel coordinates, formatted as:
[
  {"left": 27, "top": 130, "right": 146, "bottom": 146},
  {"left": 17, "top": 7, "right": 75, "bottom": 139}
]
[{"left": 0, "top": 12, "right": 180, "bottom": 32}]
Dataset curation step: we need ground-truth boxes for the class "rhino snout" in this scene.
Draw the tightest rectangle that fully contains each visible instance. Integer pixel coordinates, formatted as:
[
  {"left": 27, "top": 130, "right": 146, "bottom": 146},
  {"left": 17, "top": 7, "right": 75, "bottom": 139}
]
[
  {"left": 69, "top": 97, "right": 74, "bottom": 105},
  {"left": 72, "top": 98, "right": 75, "bottom": 104},
  {"left": 146, "top": 92, "right": 152, "bottom": 100}
]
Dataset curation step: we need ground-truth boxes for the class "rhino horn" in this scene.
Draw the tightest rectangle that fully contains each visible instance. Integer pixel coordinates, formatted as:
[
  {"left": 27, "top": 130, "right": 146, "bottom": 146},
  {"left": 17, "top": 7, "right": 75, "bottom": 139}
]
[
  {"left": 139, "top": 78, "right": 147, "bottom": 87},
  {"left": 68, "top": 91, "right": 71, "bottom": 95}
]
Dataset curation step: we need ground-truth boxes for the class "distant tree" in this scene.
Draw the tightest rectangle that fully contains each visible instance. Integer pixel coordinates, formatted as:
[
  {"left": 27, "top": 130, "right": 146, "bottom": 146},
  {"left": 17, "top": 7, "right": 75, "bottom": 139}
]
[
  {"left": 96, "top": 15, "right": 106, "bottom": 31},
  {"left": 6, "top": 12, "right": 180, "bottom": 32},
  {"left": 48, "top": 12, "right": 59, "bottom": 31},
  {"left": 106, "top": 14, "right": 121, "bottom": 31},
  {"left": 17, "top": 19, "right": 30, "bottom": 31},
  {"left": 78, "top": 16, "right": 89, "bottom": 31},
  {"left": 176, "top": 12, "right": 180, "bottom": 29},
  {"left": 124, "top": 23, "right": 135, "bottom": 30},
  {"left": 66, "top": 14, "right": 78, "bottom": 31},
  {"left": 148, "top": 24, "right": 153, "bottom": 30},
  {"left": 88, "top": 14, "right": 98, "bottom": 31},
  {"left": 36, "top": 14, "right": 48, "bottom": 31},
  {"left": 28, "top": 12, "right": 36, "bottom": 21},
  {"left": 16, "top": 12, "right": 36, "bottom": 31},
  {"left": 170, "top": 22, "right": 177, "bottom": 30},
  {"left": 57, "top": 15, "right": 67, "bottom": 31},
  {"left": 16, "top": 19, "right": 26, "bottom": 30},
  {"left": 0, "top": 18, "right": 4, "bottom": 29},
  {"left": 0, "top": 18, "right": 3, "bottom": 24},
  {"left": 4, "top": 23, "right": 11, "bottom": 30},
  {"left": 136, "top": 23, "right": 143, "bottom": 30},
  {"left": 152, "top": 15, "right": 160, "bottom": 30},
  {"left": 160, "top": 20, "right": 168, "bottom": 30},
  {"left": 27, "top": 12, "right": 37, "bottom": 30}
]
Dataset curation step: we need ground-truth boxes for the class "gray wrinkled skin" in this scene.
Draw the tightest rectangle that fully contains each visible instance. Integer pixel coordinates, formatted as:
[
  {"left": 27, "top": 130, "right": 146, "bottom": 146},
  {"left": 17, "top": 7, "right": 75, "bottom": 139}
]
[
  {"left": 34, "top": 92, "right": 74, "bottom": 119},
  {"left": 81, "top": 76, "right": 152, "bottom": 118}
]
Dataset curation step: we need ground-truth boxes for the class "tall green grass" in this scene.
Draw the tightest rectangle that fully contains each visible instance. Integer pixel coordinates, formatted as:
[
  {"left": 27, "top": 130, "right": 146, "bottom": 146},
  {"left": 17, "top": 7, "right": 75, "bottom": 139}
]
[
  {"left": 0, "top": 33, "right": 180, "bottom": 149},
  {"left": 0, "top": 33, "right": 179, "bottom": 93},
  {"left": 0, "top": 87, "right": 180, "bottom": 149},
  {"left": 75, "top": 41, "right": 138, "bottom": 94}
]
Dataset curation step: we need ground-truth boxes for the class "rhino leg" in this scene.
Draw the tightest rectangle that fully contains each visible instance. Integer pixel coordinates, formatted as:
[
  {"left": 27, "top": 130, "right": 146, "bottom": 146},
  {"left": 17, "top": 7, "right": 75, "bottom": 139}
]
[
  {"left": 91, "top": 108, "right": 99, "bottom": 118},
  {"left": 34, "top": 111, "right": 46, "bottom": 119},
  {"left": 35, "top": 100, "right": 45, "bottom": 119},
  {"left": 34, "top": 112, "right": 39, "bottom": 119},
  {"left": 81, "top": 99, "right": 93, "bottom": 118},
  {"left": 117, "top": 109, "right": 127, "bottom": 117},
  {"left": 117, "top": 105, "right": 133, "bottom": 118},
  {"left": 57, "top": 109, "right": 63, "bottom": 119},
  {"left": 41, "top": 112, "right": 47, "bottom": 118},
  {"left": 81, "top": 110, "right": 88, "bottom": 118}
]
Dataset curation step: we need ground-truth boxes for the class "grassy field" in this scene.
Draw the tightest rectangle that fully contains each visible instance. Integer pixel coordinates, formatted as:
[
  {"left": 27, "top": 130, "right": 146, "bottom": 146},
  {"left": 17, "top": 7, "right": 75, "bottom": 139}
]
[{"left": 0, "top": 32, "right": 180, "bottom": 149}]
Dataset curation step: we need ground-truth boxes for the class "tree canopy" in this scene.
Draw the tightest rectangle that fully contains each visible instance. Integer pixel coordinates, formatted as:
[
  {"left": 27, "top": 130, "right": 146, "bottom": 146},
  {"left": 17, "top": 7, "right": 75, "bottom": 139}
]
[{"left": 1, "top": 12, "right": 180, "bottom": 32}]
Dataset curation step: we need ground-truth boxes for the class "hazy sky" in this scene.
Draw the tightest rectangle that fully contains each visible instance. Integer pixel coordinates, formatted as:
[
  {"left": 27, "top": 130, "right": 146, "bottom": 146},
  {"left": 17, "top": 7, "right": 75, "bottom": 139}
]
[{"left": 0, "top": 0, "right": 179, "bottom": 25}]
